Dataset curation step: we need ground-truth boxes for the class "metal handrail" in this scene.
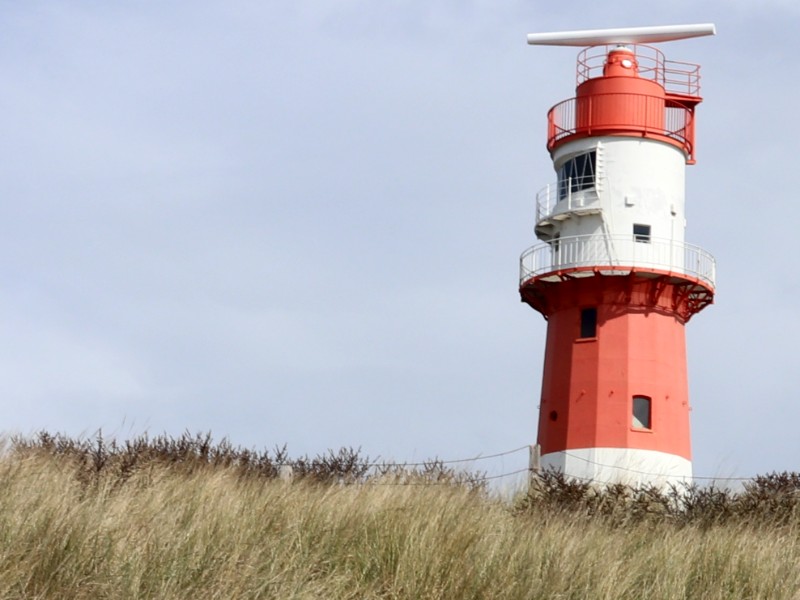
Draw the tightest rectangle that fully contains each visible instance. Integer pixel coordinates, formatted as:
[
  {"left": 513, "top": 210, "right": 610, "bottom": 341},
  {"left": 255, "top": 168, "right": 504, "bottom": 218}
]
[
  {"left": 576, "top": 44, "right": 701, "bottom": 96},
  {"left": 547, "top": 93, "right": 694, "bottom": 158},
  {"left": 536, "top": 177, "right": 599, "bottom": 223},
  {"left": 519, "top": 234, "right": 716, "bottom": 288}
]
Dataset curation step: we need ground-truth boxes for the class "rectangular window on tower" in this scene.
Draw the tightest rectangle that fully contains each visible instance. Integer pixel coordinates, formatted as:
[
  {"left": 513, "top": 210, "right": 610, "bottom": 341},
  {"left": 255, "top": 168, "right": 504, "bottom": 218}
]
[
  {"left": 579, "top": 308, "right": 597, "bottom": 339},
  {"left": 633, "top": 223, "right": 651, "bottom": 243},
  {"left": 632, "top": 396, "right": 652, "bottom": 430}
]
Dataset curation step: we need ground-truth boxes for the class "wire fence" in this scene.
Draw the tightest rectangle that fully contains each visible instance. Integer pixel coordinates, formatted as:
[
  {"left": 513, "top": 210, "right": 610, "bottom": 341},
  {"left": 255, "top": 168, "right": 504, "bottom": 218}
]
[
  {"left": 351, "top": 445, "right": 767, "bottom": 487},
  {"left": 10, "top": 431, "right": 764, "bottom": 488},
  {"left": 556, "top": 450, "right": 753, "bottom": 483},
  {"left": 359, "top": 445, "right": 531, "bottom": 469},
  {"left": 330, "top": 445, "right": 532, "bottom": 487},
  {"left": 330, "top": 444, "right": 758, "bottom": 487},
  {"left": 366, "top": 467, "right": 532, "bottom": 487}
]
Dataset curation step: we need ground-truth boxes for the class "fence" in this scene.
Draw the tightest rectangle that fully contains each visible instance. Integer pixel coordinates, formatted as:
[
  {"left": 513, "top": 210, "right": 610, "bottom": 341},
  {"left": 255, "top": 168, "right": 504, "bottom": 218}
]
[{"left": 13, "top": 431, "right": 760, "bottom": 489}]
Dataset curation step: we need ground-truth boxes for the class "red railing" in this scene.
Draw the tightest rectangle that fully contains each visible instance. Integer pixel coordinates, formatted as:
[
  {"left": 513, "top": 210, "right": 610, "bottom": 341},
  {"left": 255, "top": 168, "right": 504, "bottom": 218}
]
[
  {"left": 547, "top": 93, "right": 695, "bottom": 161},
  {"left": 576, "top": 44, "right": 701, "bottom": 96}
]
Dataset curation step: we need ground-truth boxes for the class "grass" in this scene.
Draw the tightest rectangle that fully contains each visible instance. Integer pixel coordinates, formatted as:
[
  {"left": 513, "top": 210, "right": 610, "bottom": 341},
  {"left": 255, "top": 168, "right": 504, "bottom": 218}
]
[{"left": 0, "top": 432, "right": 798, "bottom": 599}]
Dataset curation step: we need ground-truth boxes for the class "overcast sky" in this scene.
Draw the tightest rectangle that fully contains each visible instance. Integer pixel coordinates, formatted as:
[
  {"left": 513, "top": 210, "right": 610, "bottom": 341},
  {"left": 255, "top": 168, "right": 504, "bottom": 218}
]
[{"left": 0, "top": 1, "right": 797, "bottom": 484}]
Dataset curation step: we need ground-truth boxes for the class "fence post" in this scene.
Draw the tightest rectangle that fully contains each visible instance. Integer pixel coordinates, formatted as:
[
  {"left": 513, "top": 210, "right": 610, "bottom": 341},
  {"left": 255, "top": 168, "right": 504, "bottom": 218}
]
[
  {"left": 528, "top": 444, "right": 541, "bottom": 492},
  {"left": 279, "top": 464, "right": 294, "bottom": 483}
]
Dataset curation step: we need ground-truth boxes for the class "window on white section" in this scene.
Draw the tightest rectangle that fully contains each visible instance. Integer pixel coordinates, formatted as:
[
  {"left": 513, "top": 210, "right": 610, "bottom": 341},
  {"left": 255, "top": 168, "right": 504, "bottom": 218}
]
[
  {"left": 632, "top": 396, "right": 652, "bottom": 429},
  {"left": 558, "top": 150, "right": 596, "bottom": 201},
  {"left": 633, "top": 223, "right": 651, "bottom": 243}
]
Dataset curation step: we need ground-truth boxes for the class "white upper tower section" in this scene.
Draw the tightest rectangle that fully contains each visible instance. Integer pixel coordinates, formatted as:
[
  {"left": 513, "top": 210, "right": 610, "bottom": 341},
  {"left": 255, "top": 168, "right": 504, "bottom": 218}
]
[{"left": 520, "top": 25, "right": 716, "bottom": 291}]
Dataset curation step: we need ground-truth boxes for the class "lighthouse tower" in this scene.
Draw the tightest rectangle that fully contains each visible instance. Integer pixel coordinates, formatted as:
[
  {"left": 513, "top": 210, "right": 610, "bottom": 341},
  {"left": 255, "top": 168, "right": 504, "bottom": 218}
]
[{"left": 520, "top": 24, "right": 716, "bottom": 487}]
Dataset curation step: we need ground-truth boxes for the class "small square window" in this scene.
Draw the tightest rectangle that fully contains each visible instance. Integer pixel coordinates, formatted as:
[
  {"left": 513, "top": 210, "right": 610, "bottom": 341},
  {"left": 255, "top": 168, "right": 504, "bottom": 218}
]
[
  {"left": 632, "top": 396, "right": 652, "bottom": 429},
  {"left": 580, "top": 308, "right": 597, "bottom": 339},
  {"left": 633, "top": 224, "right": 651, "bottom": 243}
]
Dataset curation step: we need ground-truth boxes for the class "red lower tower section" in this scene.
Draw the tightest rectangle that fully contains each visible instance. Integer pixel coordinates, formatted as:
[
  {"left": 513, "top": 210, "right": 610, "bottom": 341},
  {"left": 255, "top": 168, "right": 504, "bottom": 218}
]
[{"left": 521, "top": 269, "right": 711, "bottom": 462}]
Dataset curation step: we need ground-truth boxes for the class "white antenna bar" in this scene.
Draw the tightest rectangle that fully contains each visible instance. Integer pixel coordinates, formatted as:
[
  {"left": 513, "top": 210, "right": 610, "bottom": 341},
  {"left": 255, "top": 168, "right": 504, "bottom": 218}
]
[{"left": 527, "top": 23, "right": 716, "bottom": 46}]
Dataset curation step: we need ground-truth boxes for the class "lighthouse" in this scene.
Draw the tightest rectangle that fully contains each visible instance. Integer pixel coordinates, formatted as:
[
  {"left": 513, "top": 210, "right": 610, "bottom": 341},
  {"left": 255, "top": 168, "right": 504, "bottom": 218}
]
[{"left": 520, "top": 24, "right": 716, "bottom": 487}]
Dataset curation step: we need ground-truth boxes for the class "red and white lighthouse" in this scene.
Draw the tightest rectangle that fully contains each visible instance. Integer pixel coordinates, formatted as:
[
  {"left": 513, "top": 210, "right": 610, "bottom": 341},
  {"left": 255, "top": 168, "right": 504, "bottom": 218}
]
[{"left": 520, "top": 25, "right": 716, "bottom": 487}]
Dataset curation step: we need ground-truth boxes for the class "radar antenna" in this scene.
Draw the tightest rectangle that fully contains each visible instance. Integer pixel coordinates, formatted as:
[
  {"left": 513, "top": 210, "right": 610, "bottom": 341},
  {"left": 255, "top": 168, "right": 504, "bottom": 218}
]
[{"left": 526, "top": 23, "right": 716, "bottom": 47}]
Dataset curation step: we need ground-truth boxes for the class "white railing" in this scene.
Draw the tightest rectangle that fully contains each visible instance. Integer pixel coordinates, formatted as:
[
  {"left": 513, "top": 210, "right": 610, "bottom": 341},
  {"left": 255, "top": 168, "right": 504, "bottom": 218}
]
[
  {"left": 536, "top": 177, "right": 600, "bottom": 224},
  {"left": 519, "top": 234, "right": 715, "bottom": 288}
]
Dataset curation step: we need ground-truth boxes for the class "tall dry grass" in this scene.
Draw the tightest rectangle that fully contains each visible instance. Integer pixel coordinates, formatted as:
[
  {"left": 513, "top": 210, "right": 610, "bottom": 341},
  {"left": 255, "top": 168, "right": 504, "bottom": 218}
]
[{"left": 0, "top": 434, "right": 798, "bottom": 599}]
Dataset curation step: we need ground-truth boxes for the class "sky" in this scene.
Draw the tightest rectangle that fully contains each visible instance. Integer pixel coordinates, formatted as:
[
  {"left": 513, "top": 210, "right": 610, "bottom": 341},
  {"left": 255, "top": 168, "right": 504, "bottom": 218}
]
[{"left": 0, "top": 1, "right": 798, "bottom": 485}]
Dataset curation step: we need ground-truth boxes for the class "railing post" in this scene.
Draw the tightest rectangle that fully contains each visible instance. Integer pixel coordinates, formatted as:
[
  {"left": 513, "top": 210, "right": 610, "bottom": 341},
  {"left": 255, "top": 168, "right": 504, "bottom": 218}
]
[
  {"left": 670, "top": 237, "right": 674, "bottom": 273},
  {"left": 567, "top": 177, "right": 572, "bottom": 210},
  {"left": 695, "top": 249, "right": 702, "bottom": 279},
  {"left": 587, "top": 95, "right": 592, "bottom": 136},
  {"left": 546, "top": 183, "right": 551, "bottom": 217}
]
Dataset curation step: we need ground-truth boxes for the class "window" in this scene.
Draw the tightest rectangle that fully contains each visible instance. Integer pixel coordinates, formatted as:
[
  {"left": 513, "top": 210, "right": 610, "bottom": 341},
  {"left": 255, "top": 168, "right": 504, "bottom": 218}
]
[
  {"left": 632, "top": 396, "right": 652, "bottom": 429},
  {"left": 579, "top": 308, "right": 597, "bottom": 339},
  {"left": 558, "top": 151, "right": 596, "bottom": 201},
  {"left": 633, "top": 223, "right": 651, "bottom": 243}
]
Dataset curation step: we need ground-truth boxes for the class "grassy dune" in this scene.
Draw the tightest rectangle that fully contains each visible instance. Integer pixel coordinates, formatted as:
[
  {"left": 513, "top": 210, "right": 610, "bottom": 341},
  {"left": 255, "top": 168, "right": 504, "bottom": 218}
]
[{"left": 0, "top": 436, "right": 799, "bottom": 599}]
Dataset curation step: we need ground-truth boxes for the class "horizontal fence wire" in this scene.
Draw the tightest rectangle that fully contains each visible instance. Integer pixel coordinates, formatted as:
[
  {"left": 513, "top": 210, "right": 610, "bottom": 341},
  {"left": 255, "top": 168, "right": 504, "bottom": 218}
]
[
  {"left": 342, "top": 445, "right": 759, "bottom": 487},
  {"left": 30, "top": 433, "right": 758, "bottom": 487},
  {"left": 327, "top": 446, "right": 532, "bottom": 487},
  {"left": 17, "top": 432, "right": 763, "bottom": 487},
  {"left": 556, "top": 450, "right": 753, "bottom": 483},
  {"left": 365, "top": 468, "right": 532, "bottom": 487},
  {"left": 358, "top": 444, "right": 530, "bottom": 468}
]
